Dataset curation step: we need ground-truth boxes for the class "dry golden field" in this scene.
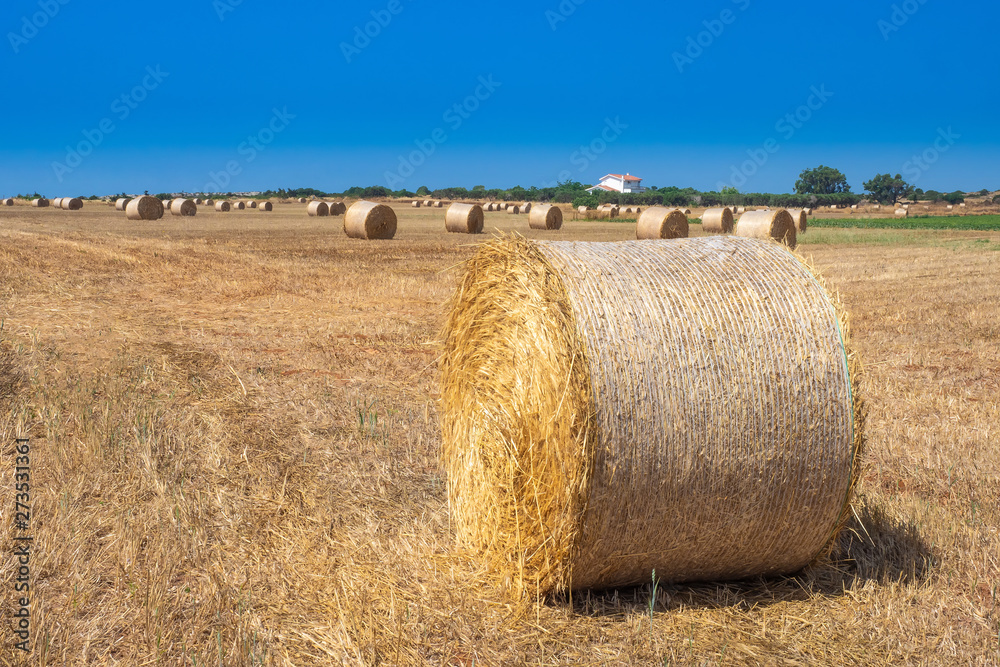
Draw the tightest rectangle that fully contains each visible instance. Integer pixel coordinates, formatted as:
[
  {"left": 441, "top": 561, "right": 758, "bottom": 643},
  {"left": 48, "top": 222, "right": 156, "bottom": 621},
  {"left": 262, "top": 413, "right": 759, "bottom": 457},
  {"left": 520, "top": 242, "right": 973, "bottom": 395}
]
[{"left": 0, "top": 202, "right": 998, "bottom": 665}]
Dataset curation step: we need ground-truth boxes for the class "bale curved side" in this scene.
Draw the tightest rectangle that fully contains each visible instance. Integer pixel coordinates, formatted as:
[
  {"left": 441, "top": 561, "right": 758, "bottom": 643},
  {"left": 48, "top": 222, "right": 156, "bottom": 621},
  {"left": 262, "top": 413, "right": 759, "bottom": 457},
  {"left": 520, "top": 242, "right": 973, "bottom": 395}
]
[
  {"left": 445, "top": 203, "right": 485, "bottom": 234},
  {"left": 529, "top": 204, "right": 563, "bottom": 231},
  {"left": 32, "top": 199, "right": 49, "bottom": 208},
  {"left": 125, "top": 196, "right": 164, "bottom": 221},
  {"left": 246, "top": 201, "right": 258, "bottom": 209},
  {"left": 441, "top": 235, "right": 864, "bottom": 594},
  {"left": 735, "top": 209, "right": 797, "bottom": 248},
  {"left": 412, "top": 201, "right": 422, "bottom": 208},
  {"left": 233, "top": 201, "right": 246, "bottom": 210},
  {"left": 307, "top": 202, "right": 329, "bottom": 217},
  {"left": 170, "top": 199, "right": 197, "bottom": 217},
  {"left": 344, "top": 201, "right": 397, "bottom": 240},
  {"left": 701, "top": 208, "right": 735, "bottom": 234},
  {"left": 636, "top": 207, "right": 689, "bottom": 239},
  {"left": 259, "top": 201, "right": 273, "bottom": 211},
  {"left": 61, "top": 197, "right": 83, "bottom": 210},
  {"left": 204, "top": 199, "right": 215, "bottom": 207},
  {"left": 506, "top": 205, "right": 520, "bottom": 215},
  {"left": 2, "top": 199, "right": 13, "bottom": 207},
  {"left": 115, "top": 198, "right": 132, "bottom": 211}
]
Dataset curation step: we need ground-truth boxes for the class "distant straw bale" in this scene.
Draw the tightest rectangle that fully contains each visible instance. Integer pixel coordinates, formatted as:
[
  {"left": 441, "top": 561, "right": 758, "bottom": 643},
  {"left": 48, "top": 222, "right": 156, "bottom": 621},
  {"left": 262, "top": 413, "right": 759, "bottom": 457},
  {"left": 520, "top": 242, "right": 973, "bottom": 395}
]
[
  {"left": 215, "top": 201, "right": 231, "bottom": 212},
  {"left": 344, "top": 201, "right": 397, "bottom": 240},
  {"left": 307, "top": 202, "right": 329, "bottom": 217},
  {"left": 736, "top": 209, "right": 797, "bottom": 248},
  {"left": 701, "top": 207, "right": 735, "bottom": 234},
  {"left": 528, "top": 204, "right": 563, "bottom": 231},
  {"left": 125, "top": 196, "right": 164, "bottom": 221},
  {"left": 636, "top": 207, "right": 689, "bottom": 240},
  {"left": 445, "top": 203, "right": 484, "bottom": 234},
  {"left": 169, "top": 199, "right": 197, "bottom": 217},
  {"left": 32, "top": 198, "right": 49, "bottom": 208},
  {"left": 115, "top": 198, "right": 132, "bottom": 211}
]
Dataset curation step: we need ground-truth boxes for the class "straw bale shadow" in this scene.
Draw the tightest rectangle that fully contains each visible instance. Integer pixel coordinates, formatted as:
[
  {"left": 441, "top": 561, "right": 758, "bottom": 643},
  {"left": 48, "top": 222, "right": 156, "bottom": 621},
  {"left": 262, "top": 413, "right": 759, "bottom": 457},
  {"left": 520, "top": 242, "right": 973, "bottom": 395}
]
[{"left": 559, "top": 495, "right": 935, "bottom": 617}]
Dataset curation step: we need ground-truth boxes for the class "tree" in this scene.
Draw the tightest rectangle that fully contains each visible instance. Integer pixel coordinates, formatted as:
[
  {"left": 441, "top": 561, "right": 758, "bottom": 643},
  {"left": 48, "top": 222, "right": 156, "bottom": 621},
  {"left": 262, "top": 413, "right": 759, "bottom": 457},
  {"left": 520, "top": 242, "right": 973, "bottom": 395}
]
[
  {"left": 943, "top": 191, "right": 965, "bottom": 205},
  {"left": 415, "top": 186, "right": 430, "bottom": 196},
  {"left": 795, "top": 166, "right": 851, "bottom": 195},
  {"left": 863, "top": 173, "right": 913, "bottom": 205}
]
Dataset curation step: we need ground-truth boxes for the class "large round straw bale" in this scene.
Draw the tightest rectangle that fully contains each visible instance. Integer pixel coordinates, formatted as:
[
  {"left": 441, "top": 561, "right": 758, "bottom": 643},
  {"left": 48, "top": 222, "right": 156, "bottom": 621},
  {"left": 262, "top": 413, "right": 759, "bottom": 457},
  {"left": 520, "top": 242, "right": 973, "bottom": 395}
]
[
  {"left": 307, "top": 202, "right": 329, "bottom": 217},
  {"left": 204, "top": 199, "right": 215, "bottom": 207},
  {"left": 529, "top": 204, "right": 563, "bottom": 231},
  {"left": 424, "top": 200, "right": 433, "bottom": 207},
  {"left": 246, "top": 200, "right": 258, "bottom": 209},
  {"left": 506, "top": 204, "right": 520, "bottom": 215},
  {"left": 115, "top": 198, "right": 132, "bottom": 211},
  {"left": 804, "top": 207, "right": 813, "bottom": 215},
  {"left": 194, "top": 198, "right": 203, "bottom": 205},
  {"left": 259, "top": 201, "right": 273, "bottom": 211},
  {"left": 61, "top": 197, "right": 83, "bottom": 210},
  {"left": 51, "top": 198, "right": 63, "bottom": 208},
  {"left": 894, "top": 208, "right": 908, "bottom": 218},
  {"left": 344, "top": 201, "right": 397, "bottom": 240},
  {"left": 636, "top": 206, "right": 689, "bottom": 239},
  {"left": 2, "top": 199, "right": 13, "bottom": 207},
  {"left": 31, "top": 198, "right": 49, "bottom": 208},
  {"left": 327, "top": 202, "right": 346, "bottom": 216},
  {"left": 521, "top": 202, "right": 532, "bottom": 214},
  {"left": 735, "top": 209, "right": 797, "bottom": 248},
  {"left": 161, "top": 199, "right": 172, "bottom": 209},
  {"left": 170, "top": 199, "right": 197, "bottom": 217},
  {"left": 786, "top": 209, "right": 808, "bottom": 233},
  {"left": 233, "top": 201, "right": 246, "bottom": 210},
  {"left": 445, "top": 203, "right": 484, "bottom": 234},
  {"left": 441, "top": 235, "right": 865, "bottom": 594},
  {"left": 577, "top": 206, "right": 588, "bottom": 214},
  {"left": 298, "top": 197, "right": 307, "bottom": 204},
  {"left": 412, "top": 201, "right": 422, "bottom": 208},
  {"left": 125, "top": 196, "right": 164, "bottom": 221},
  {"left": 215, "top": 201, "right": 231, "bottom": 212},
  {"left": 701, "top": 207, "right": 735, "bottom": 234},
  {"left": 682, "top": 208, "right": 692, "bottom": 215},
  {"left": 433, "top": 201, "right": 443, "bottom": 208}
]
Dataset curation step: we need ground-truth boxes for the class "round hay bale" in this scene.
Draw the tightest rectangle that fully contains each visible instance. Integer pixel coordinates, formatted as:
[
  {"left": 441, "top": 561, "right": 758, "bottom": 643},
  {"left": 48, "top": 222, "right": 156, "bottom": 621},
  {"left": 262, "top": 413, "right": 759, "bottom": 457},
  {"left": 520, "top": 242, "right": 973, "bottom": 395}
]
[
  {"left": 2, "top": 198, "right": 13, "bottom": 207},
  {"left": 246, "top": 201, "right": 258, "bottom": 209},
  {"left": 624, "top": 207, "right": 634, "bottom": 214},
  {"left": 522, "top": 202, "right": 532, "bottom": 214},
  {"left": 577, "top": 206, "right": 588, "bottom": 214},
  {"left": 960, "top": 203, "right": 967, "bottom": 208},
  {"left": 484, "top": 203, "right": 494, "bottom": 212},
  {"left": 851, "top": 205, "right": 858, "bottom": 210},
  {"left": 344, "top": 201, "right": 397, "bottom": 240},
  {"left": 215, "top": 201, "right": 231, "bottom": 212},
  {"left": 61, "top": 197, "right": 83, "bottom": 210},
  {"left": 506, "top": 205, "right": 520, "bottom": 215},
  {"left": 31, "top": 198, "right": 49, "bottom": 208},
  {"left": 736, "top": 207, "right": 746, "bottom": 214},
  {"left": 735, "top": 209, "right": 797, "bottom": 248},
  {"left": 445, "top": 203, "right": 484, "bottom": 234},
  {"left": 433, "top": 201, "right": 443, "bottom": 208},
  {"left": 634, "top": 207, "right": 642, "bottom": 214},
  {"left": 529, "top": 204, "right": 563, "bottom": 231},
  {"left": 51, "top": 198, "right": 63, "bottom": 208},
  {"left": 161, "top": 199, "right": 172, "bottom": 209},
  {"left": 607, "top": 207, "right": 620, "bottom": 219},
  {"left": 298, "top": 197, "right": 307, "bottom": 204},
  {"left": 125, "top": 196, "right": 164, "bottom": 221},
  {"left": 194, "top": 198, "right": 203, "bottom": 205},
  {"left": 894, "top": 208, "right": 908, "bottom": 218},
  {"left": 701, "top": 208, "right": 735, "bottom": 234},
  {"left": 636, "top": 207, "right": 689, "bottom": 240},
  {"left": 946, "top": 205, "right": 954, "bottom": 211},
  {"left": 803, "top": 207, "right": 813, "bottom": 215},
  {"left": 233, "top": 201, "right": 246, "bottom": 210},
  {"left": 441, "top": 235, "right": 865, "bottom": 594},
  {"left": 204, "top": 199, "right": 215, "bottom": 207},
  {"left": 786, "top": 209, "right": 809, "bottom": 233},
  {"left": 115, "top": 198, "right": 132, "bottom": 211},
  {"left": 259, "top": 201, "right": 273, "bottom": 211},
  {"left": 412, "top": 201, "right": 422, "bottom": 208},
  {"left": 307, "top": 202, "right": 329, "bottom": 217},
  {"left": 682, "top": 208, "right": 692, "bottom": 215},
  {"left": 170, "top": 199, "right": 197, "bottom": 217}
]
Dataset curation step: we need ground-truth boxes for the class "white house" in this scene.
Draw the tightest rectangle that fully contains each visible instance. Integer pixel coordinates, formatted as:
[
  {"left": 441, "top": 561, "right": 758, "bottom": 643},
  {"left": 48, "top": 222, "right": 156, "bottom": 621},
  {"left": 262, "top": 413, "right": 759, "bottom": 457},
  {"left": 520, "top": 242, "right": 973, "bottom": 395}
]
[{"left": 586, "top": 173, "right": 647, "bottom": 194}]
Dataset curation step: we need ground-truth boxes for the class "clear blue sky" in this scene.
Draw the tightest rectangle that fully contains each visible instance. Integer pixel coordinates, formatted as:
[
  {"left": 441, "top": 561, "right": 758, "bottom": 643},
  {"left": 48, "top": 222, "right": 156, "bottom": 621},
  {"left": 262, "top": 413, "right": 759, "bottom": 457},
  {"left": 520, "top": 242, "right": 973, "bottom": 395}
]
[{"left": 2, "top": 0, "right": 997, "bottom": 196}]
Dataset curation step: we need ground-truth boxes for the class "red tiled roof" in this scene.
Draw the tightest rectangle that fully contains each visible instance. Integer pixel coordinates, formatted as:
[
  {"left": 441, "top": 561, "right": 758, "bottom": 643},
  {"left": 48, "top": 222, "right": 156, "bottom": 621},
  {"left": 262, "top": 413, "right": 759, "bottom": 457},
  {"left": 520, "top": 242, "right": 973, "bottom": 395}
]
[
  {"left": 601, "top": 173, "right": 643, "bottom": 182},
  {"left": 588, "top": 184, "right": 618, "bottom": 192}
]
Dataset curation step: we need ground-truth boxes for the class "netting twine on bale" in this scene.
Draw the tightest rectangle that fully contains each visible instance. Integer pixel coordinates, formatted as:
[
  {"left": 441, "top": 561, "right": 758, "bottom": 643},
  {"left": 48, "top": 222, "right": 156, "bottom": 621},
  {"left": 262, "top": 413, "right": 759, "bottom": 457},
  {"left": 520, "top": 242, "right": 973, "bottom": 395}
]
[{"left": 441, "top": 235, "right": 865, "bottom": 595}]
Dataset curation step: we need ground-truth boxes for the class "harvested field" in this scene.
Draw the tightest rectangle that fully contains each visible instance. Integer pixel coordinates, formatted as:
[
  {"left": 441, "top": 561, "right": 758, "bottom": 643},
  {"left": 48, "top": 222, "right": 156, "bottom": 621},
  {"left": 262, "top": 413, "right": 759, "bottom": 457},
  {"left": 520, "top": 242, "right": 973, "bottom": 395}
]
[{"left": 0, "top": 204, "right": 997, "bottom": 665}]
